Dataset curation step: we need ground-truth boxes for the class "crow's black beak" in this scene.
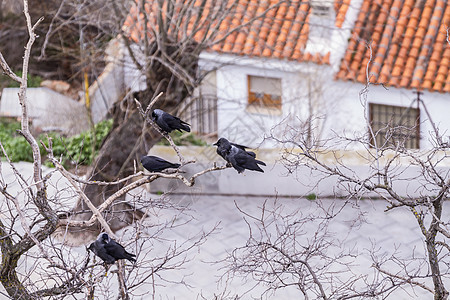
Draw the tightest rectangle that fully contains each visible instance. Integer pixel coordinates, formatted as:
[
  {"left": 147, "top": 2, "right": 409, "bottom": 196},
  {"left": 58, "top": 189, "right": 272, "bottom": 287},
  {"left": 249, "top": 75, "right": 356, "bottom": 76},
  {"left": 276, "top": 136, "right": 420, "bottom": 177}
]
[{"left": 213, "top": 142, "right": 218, "bottom": 146}]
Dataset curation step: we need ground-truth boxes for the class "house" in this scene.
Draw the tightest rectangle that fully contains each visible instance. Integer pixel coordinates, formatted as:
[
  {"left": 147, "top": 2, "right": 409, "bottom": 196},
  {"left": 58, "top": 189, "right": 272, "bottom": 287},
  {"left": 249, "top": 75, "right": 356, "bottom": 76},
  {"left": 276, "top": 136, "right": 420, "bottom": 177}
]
[{"left": 122, "top": 0, "right": 450, "bottom": 149}]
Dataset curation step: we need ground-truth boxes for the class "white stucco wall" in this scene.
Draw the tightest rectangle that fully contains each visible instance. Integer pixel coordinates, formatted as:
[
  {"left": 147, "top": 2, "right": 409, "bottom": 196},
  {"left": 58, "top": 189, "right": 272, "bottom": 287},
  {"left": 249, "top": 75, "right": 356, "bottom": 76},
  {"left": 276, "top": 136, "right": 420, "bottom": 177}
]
[
  {"left": 87, "top": 39, "right": 147, "bottom": 124},
  {"left": 213, "top": 61, "right": 304, "bottom": 148},
  {"left": 199, "top": 52, "right": 450, "bottom": 150},
  {"left": 322, "top": 81, "right": 450, "bottom": 149},
  {"left": 200, "top": 53, "right": 335, "bottom": 148}
]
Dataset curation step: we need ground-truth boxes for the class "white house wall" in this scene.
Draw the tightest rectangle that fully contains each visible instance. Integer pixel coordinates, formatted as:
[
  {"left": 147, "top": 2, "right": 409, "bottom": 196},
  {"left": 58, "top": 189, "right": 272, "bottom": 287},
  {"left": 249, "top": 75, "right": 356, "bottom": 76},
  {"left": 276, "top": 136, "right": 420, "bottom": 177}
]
[
  {"left": 200, "top": 53, "right": 450, "bottom": 150},
  {"left": 325, "top": 82, "right": 450, "bottom": 149},
  {"left": 200, "top": 53, "right": 335, "bottom": 148},
  {"left": 123, "top": 43, "right": 148, "bottom": 93},
  {"left": 215, "top": 64, "right": 297, "bottom": 148}
]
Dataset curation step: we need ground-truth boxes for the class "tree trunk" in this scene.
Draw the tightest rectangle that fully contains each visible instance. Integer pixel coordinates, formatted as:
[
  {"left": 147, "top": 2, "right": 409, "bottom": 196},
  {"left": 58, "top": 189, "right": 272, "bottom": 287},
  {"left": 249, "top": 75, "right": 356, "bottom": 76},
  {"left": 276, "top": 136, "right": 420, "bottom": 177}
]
[
  {"left": 60, "top": 41, "right": 199, "bottom": 244},
  {"left": 60, "top": 91, "right": 157, "bottom": 243},
  {"left": 428, "top": 199, "right": 449, "bottom": 300},
  {"left": 0, "top": 247, "right": 31, "bottom": 299}
]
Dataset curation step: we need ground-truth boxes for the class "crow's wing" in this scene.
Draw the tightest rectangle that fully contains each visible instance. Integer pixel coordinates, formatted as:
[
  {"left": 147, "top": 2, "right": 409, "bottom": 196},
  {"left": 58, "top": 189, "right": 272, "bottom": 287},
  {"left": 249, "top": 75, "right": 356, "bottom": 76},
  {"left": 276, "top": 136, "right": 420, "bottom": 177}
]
[
  {"left": 152, "top": 156, "right": 180, "bottom": 167},
  {"left": 230, "top": 142, "right": 250, "bottom": 151},
  {"left": 162, "top": 114, "right": 191, "bottom": 132},
  {"left": 142, "top": 156, "right": 180, "bottom": 172},
  {"left": 141, "top": 156, "right": 163, "bottom": 172},
  {"left": 90, "top": 242, "right": 116, "bottom": 264},
  {"left": 230, "top": 143, "right": 258, "bottom": 158},
  {"left": 105, "top": 240, "right": 136, "bottom": 262},
  {"left": 97, "top": 248, "right": 116, "bottom": 264},
  {"left": 155, "top": 116, "right": 172, "bottom": 132},
  {"left": 244, "top": 150, "right": 256, "bottom": 158},
  {"left": 231, "top": 148, "right": 264, "bottom": 173},
  {"left": 227, "top": 152, "right": 245, "bottom": 173}
]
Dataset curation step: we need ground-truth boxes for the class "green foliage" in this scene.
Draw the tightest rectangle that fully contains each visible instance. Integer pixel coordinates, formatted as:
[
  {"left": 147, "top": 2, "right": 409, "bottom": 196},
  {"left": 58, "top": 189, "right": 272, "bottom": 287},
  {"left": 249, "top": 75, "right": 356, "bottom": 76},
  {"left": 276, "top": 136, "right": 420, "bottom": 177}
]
[
  {"left": 305, "top": 193, "right": 317, "bottom": 201},
  {"left": 0, "top": 119, "right": 21, "bottom": 135},
  {"left": 0, "top": 118, "right": 113, "bottom": 167},
  {"left": 0, "top": 119, "right": 31, "bottom": 161},
  {"left": 93, "top": 118, "right": 113, "bottom": 148},
  {"left": 1, "top": 71, "right": 43, "bottom": 88},
  {"left": 3, "top": 137, "right": 32, "bottom": 162},
  {"left": 43, "top": 119, "right": 113, "bottom": 166},
  {"left": 157, "top": 130, "right": 207, "bottom": 146}
]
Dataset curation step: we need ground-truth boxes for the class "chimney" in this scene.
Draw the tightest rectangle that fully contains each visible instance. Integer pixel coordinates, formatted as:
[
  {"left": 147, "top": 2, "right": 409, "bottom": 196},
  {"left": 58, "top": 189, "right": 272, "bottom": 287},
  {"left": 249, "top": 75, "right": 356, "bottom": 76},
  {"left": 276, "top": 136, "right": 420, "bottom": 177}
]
[{"left": 305, "top": 0, "right": 336, "bottom": 55}]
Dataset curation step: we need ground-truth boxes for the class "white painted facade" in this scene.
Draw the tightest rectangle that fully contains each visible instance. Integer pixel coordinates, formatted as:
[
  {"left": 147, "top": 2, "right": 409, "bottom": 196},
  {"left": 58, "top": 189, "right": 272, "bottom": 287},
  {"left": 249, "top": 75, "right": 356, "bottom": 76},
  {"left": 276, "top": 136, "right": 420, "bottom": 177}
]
[
  {"left": 198, "top": 51, "right": 450, "bottom": 150},
  {"left": 112, "top": 0, "right": 448, "bottom": 150}
]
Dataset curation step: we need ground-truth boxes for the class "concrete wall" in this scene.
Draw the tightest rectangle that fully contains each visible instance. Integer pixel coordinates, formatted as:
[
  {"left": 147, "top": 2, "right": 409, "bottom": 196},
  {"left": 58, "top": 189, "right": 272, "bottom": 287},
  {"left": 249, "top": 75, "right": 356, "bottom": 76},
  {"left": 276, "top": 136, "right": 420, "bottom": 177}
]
[
  {"left": 147, "top": 145, "right": 450, "bottom": 198},
  {"left": 82, "top": 39, "right": 147, "bottom": 124},
  {"left": 0, "top": 87, "right": 90, "bottom": 134},
  {"left": 123, "top": 44, "right": 147, "bottom": 94}
]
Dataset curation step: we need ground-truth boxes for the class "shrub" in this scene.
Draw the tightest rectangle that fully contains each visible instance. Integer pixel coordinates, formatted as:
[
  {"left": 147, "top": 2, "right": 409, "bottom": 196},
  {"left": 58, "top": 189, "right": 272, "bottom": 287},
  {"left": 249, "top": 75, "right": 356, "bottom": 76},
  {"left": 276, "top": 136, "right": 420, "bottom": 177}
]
[
  {"left": 157, "top": 130, "right": 207, "bottom": 146},
  {"left": 3, "top": 137, "right": 33, "bottom": 162},
  {"left": 0, "top": 118, "right": 113, "bottom": 167},
  {"left": 5, "top": 71, "right": 42, "bottom": 88},
  {"left": 305, "top": 193, "right": 317, "bottom": 201}
]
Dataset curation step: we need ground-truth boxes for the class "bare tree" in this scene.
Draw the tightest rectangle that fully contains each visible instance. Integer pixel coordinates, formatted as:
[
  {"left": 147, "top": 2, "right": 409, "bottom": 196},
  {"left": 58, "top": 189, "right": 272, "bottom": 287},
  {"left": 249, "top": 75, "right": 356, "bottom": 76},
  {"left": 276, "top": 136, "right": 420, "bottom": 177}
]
[
  {"left": 224, "top": 83, "right": 450, "bottom": 299},
  {"left": 0, "top": 1, "right": 234, "bottom": 298},
  {"left": 63, "top": 0, "right": 284, "bottom": 237},
  {"left": 217, "top": 31, "right": 450, "bottom": 300},
  {"left": 222, "top": 198, "right": 436, "bottom": 299}
]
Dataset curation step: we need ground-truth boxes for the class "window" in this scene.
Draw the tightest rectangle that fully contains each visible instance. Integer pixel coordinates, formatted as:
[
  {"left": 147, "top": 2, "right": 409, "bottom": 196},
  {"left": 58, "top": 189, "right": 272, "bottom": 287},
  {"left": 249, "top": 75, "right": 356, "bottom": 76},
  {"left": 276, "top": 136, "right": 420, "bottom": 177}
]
[
  {"left": 181, "top": 70, "right": 217, "bottom": 136},
  {"left": 248, "top": 75, "right": 281, "bottom": 110},
  {"left": 369, "top": 103, "right": 420, "bottom": 149}
]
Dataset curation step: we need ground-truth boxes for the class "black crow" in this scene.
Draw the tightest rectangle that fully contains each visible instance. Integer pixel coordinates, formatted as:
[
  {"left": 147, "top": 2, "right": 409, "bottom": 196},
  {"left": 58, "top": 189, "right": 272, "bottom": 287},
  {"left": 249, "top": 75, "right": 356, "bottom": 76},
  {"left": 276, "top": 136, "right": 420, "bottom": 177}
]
[
  {"left": 213, "top": 138, "right": 266, "bottom": 173},
  {"left": 140, "top": 155, "right": 181, "bottom": 172},
  {"left": 88, "top": 233, "right": 136, "bottom": 264},
  {"left": 152, "top": 109, "right": 190, "bottom": 133}
]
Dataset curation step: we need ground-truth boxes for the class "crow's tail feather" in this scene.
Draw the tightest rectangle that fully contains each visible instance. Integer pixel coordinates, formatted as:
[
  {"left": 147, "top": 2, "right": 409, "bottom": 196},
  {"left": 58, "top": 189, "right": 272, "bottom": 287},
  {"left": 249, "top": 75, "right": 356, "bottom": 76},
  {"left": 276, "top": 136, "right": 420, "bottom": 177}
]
[
  {"left": 125, "top": 252, "right": 136, "bottom": 262},
  {"left": 180, "top": 121, "right": 191, "bottom": 132},
  {"left": 256, "top": 160, "right": 266, "bottom": 166}
]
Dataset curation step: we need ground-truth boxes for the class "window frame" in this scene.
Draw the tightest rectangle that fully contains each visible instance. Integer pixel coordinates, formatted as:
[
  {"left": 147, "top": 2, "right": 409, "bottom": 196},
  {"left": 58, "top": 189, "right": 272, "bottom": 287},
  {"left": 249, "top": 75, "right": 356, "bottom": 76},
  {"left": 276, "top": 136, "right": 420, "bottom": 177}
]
[
  {"left": 247, "top": 75, "right": 282, "bottom": 110},
  {"left": 368, "top": 103, "right": 421, "bottom": 149}
]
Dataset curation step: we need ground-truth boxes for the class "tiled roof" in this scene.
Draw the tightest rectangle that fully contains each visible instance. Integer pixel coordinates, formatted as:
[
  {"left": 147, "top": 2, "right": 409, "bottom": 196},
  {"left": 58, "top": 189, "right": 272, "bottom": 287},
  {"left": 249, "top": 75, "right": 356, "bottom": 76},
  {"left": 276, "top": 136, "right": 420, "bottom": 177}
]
[
  {"left": 336, "top": 0, "right": 450, "bottom": 93},
  {"left": 123, "top": 0, "right": 351, "bottom": 65}
]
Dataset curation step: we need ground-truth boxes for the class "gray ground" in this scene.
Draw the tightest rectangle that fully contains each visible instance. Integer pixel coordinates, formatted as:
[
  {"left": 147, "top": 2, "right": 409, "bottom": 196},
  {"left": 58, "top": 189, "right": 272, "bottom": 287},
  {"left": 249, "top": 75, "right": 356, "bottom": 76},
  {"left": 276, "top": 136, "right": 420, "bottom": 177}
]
[
  {"left": 141, "top": 193, "right": 440, "bottom": 299},
  {"left": 0, "top": 162, "right": 447, "bottom": 299}
]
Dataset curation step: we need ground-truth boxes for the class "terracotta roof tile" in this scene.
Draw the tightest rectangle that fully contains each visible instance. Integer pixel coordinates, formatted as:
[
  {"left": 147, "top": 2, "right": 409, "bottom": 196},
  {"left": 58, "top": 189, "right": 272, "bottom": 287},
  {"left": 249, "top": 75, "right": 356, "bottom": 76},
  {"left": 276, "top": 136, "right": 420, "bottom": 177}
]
[
  {"left": 281, "top": 4, "right": 300, "bottom": 58},
  {"left": 335, "top": 0, "right": 351, "bottom": 28},
  {"left": 411, "top": 0, "right": 443, "bottom": 88},
  {"left": 124, "top": 0, "right": 449, "bottom": 93},
  {"left": 124, "top": 0, "right": 353, "bottom": 65},
  {"left": 337, "top": 0, "right": 450, "bottom": 93}
]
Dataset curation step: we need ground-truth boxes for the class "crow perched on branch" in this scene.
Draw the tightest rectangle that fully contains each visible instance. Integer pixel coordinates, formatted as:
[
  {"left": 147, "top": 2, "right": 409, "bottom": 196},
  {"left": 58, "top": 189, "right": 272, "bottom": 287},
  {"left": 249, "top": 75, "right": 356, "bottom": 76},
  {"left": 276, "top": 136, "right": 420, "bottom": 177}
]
[
  {"left": 88, "top": 233, "right": 136, "bottom": 264},
  {"left": 152, "top": 109, "right": 190, "bottom": 133},
  {"left": 140, "top": 155, "right": 181, "bottom": 172},
  {"left": 214, "top": 138, "right": 266, "bottom": 173}
]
